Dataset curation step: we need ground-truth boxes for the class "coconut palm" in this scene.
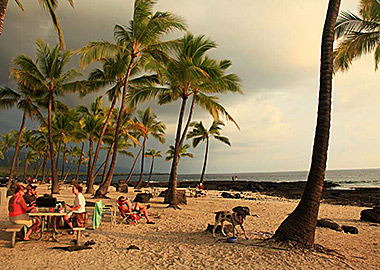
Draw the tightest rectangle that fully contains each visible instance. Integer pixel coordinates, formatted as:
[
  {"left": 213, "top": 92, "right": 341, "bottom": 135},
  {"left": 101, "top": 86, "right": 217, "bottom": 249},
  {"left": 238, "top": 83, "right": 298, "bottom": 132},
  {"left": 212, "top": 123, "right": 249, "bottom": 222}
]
[
  {"left": 187, "top": 121, "right": 230, "bottom": 185},
  {"left": 273, "top": 0, "right": 341, "bottom": 248},
  {"left": 129, "top": 33, "right": 241, "bottom": 208},
  {"left": 77, "top": 97, "right": 105, "bottom": 194},
  {"left": 33, "top": 129, "right": 49, "bottom": 181},
  {"left": 11, "top": 39, "right": 89, "bottom": 194},
  {"left": 165, "top": 144, "right": 193, "bottom": 162},
  {"left": 144, "top": 148, "right": 162, "bottom": 187},
  {"left": 0, "top": 0, "right": 74, "bottom": 49},
  {"left": 334, "top": 0, "right": 380, "bottom": 71},
  {"left": 0, "top": 132, "right": 15, "bottom": 169},
  {"left": 94, "top": 107, "right": 138, "bottom": 198},
  {"left": 79, "top": 0, "right": 185, "bottom": 190},
  {"left": 51, "top": 109, "right": 79, "bottom": 180},
  {"left": 0, "top": 83, "right": 41, "bottom": 189},
  {"left": 133, "top": 107, "right": 166, "bottom": 189},
  {"left": 21, "top": 130, "right": 36, "bottom": 181}
]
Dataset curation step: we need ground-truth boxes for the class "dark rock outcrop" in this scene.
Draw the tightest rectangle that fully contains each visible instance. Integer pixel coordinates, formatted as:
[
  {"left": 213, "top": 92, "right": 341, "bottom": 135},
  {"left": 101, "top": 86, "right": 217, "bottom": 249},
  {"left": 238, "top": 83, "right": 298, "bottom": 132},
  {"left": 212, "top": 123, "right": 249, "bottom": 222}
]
[
  {"left": 134, "top": 193, "right": 152, "bottom": 203},
  {"left": 342, "top": 225, "right": 358, "bottom": 234},
  {"left": 317, "top": 218, "right": 342, "bottom": 231},
  {"left": 360, "top": 208, "right": 380, "bottom": 223}
]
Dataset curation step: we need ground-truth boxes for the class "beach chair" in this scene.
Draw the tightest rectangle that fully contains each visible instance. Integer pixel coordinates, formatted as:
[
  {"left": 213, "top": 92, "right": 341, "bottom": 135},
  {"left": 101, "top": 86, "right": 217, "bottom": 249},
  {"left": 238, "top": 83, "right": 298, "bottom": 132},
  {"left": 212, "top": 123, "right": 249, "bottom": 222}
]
[{"left": 116, "top": 200, "right": 142, "bottom": 225}]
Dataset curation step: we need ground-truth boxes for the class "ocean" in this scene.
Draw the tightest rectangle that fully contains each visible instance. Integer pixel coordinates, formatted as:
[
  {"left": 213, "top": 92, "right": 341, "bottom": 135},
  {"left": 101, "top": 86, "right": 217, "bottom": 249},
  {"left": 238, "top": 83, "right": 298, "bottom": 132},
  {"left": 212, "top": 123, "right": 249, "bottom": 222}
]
[{"left": 88, "top": 168, "right": 380, "bottom": 189}]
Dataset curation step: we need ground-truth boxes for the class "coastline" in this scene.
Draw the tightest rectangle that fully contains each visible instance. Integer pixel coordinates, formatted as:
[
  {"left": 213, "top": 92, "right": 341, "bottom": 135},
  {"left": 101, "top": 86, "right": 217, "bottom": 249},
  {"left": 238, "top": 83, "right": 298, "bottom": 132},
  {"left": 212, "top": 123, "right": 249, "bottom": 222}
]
[{"left": 128, "top": 180, "right": 380, "bottom": 207}]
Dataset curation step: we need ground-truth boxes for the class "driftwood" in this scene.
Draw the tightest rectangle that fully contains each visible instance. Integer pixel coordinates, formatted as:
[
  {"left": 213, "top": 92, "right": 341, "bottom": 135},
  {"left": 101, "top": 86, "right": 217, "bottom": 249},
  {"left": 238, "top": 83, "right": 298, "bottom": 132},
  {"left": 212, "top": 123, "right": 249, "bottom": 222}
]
[{"left": 52, "top": 245, "right": 92, "bottom": 252}]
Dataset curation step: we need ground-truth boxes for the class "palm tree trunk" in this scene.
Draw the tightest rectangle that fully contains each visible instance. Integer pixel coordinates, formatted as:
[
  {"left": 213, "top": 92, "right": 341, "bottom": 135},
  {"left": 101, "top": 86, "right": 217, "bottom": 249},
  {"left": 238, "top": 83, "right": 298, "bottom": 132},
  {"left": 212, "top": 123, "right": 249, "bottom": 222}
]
[
  {"left": 63, "top": 158, "right": 74, "bottom": 183},
  {"left": 48, "top": 94, "right": 59, "bottom": 194},
  {"left": 41, "top": 156, "right": 48, "bottom": 183},
  {"left": 22, "top": 146, "right": 28, "bottom": 182},
  {"left": 60, "top": 142, "right": 67, "bottom": 181},
  {"left": 273, "top": 0, "right": 341, "bottom": 248},
  {"left": 167, "top": 97, "right": 188, "bottom": 208},
  {"left": 0, "top": 0, "right": 9, "bottom": 36},
  {"left": 125, "top": 146, "right": 143, "bottom": 184},
  {"left": 34, "top": 158, "right": 43, "bottom": 180},
  {"left": 75, "top": 142, "right": 85, "bottom": 181},
  {"left": 103, "top": 55, "right": 136, "bottom": 191},
  {"left": 94, "top": 160, "right": 106, "bottom": 179},
  {"left": 85, "top": 138, "right": 94, "bottom": 194},
  {"left": 94, "top": 143, "right": 114, "bottom": 198},
  {"left": 145, "top": 156, "right": 155, "bottom": 188},
  {"left": 135, "top": 138, "right": 146, "bottom": 189},
  {"left": 7, "top": 111, "right": 26, "bottom": 189},
  {"left": 88, "top": 98, "right": 116, "bottom": 191},
  {"left": 200, "top": 138, "right": 209, "bottom": 185},
  {"left": 55, "top": 137, "right": 63, "bottom": 173},
  {"left": 179, "top": 94, "right": 196, "bottom": 147}
]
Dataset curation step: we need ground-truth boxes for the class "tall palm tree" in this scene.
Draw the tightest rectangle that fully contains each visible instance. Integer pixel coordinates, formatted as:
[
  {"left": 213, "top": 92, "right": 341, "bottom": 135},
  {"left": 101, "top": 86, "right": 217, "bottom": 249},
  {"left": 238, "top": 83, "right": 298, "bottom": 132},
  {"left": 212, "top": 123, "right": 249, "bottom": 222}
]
[
  {"left": 0, "top": 84, "right": 41, "bottom": 189},
  {"left": 273, "top": 0, "right": 341, "bottom": 248},
  {"left": 11, "top": 39, "right": 89, "bottom": 194},
  {"left": 187, "top": 121, "right": 230, "bottom": 185},
  {"left": 134, "top": 107, "right": 165, "bottom": 189},
  {"left": 334, "top": 0, "right": 380, "bottom": 71},
  {"left": 144, "top": 148, "right": 162, "bottom": 187},
  {"left": 129, "top": 33, "right": 242, "bottom": 208},
  {"left": 79, "top": 0, "right": 185, "bottom": 191},
  {"left": 0, "top": 0, "right": 74, "bottom": 49}
]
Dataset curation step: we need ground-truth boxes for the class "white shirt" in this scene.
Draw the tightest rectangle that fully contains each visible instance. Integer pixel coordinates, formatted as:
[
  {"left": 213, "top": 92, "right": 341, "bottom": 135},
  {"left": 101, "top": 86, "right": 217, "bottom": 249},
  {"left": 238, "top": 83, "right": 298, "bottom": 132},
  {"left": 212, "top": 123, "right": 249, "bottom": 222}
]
[{"left": 73, "top": 193, "right": 86, "bottom": 213}]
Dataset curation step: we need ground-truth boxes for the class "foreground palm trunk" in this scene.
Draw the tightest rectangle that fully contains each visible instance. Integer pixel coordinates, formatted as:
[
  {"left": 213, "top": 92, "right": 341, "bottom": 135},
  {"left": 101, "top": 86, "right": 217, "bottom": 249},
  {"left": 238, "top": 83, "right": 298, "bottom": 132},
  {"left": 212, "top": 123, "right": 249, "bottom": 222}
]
[
  {"left": 85, "top": 139, "right": 94, "bottom": 194},
  {"left": 75, "top": 142, "right": 84, "bottom": 181},
  {"left": 48, "top": 96, "right": 59, "bottom": 194},
  {"left": 167, "top": 98, "right": 187, "bottom": 208},
  {"left": 273, "top": 0, "right": 341, "bottom": 248},
  {"left": 0, "top": 0, "right": 9, "bottom": 36},
  {"left": 125, "top": 147, "right": 142, "bottom": 183},
  {"left": 7, "top": 111, "right": 26, "bottom": 189},
  {"left": 145, "top": 156, "right": 155, "bottom": 187},
  {"left": 135, "top": 138, "right": 146, "bottom": 189}
]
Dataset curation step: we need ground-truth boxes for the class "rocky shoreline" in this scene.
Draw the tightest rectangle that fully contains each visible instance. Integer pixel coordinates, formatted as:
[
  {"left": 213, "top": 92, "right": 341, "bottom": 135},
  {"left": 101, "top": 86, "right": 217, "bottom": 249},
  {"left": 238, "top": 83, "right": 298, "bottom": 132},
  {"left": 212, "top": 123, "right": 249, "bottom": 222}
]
[{"left": 131, "top": 180, "right": 380, "bottom": 207}]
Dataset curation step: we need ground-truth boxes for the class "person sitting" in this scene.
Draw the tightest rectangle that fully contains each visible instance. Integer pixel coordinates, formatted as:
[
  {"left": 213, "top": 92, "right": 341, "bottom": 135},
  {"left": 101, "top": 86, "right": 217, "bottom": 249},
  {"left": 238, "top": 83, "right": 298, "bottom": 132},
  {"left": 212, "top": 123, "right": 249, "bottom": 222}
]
[
  {"left": 63, "top": 185, "right": 86, "bottom": 232},
  {"left": 23, "top": 184, "right": 39, "bottom": 212},
  {"left": 8, "top": 184, "right": 40, "bottom": 240},
  {"left": 117, "top": 196, "right": 154, "bottom": 224}
]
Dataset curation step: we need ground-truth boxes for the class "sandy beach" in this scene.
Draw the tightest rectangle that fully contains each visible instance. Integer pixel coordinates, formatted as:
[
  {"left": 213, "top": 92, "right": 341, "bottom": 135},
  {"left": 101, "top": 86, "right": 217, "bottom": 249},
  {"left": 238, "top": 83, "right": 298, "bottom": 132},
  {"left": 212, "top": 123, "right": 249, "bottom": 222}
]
[{"left": 0, "top": 184, "right": 379, "bottom": 270}]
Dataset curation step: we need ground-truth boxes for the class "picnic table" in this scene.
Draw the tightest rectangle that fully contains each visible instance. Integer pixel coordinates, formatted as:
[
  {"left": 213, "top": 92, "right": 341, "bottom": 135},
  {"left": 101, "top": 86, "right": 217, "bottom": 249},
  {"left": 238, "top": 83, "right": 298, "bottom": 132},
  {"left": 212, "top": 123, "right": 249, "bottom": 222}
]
[{"left": 28, "top": 211, "right": 67, "bottom": 241}]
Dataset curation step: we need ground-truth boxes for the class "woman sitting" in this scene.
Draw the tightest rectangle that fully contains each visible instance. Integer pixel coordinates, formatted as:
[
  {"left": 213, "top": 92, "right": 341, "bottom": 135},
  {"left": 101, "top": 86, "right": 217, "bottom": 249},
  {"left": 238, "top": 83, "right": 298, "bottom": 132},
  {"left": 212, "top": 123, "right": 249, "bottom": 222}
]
[
  {"left": 118, "top": 196, "right": 154, "bottom": 224},
  {"left": 8, "top": 184, "right": 40, "bottom": 240},
  {"left": 63, "top": 185, "right": 86, "bottom": 231}
]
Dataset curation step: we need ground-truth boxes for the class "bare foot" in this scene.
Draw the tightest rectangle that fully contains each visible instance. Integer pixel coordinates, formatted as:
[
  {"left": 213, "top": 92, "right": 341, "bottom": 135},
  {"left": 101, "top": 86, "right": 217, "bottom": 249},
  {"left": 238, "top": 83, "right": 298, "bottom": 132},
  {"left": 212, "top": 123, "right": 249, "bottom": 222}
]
[{"left": 23, "top": 238, "right": 31, "bottom": 241}]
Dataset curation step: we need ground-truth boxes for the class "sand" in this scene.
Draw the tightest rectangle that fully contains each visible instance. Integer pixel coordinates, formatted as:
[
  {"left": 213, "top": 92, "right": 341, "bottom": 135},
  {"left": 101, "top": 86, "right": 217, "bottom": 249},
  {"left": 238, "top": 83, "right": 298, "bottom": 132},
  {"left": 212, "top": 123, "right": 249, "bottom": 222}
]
[{"left": 0, "top": 184, "right": 379, "bottom": 270}]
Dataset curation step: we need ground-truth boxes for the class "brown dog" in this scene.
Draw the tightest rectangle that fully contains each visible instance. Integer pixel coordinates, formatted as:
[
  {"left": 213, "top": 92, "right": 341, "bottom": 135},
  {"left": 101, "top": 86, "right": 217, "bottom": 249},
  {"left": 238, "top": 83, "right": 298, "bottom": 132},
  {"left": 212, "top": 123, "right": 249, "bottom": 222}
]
[{"left": 212, "top": 206, "right": 255, "bottom": 239}]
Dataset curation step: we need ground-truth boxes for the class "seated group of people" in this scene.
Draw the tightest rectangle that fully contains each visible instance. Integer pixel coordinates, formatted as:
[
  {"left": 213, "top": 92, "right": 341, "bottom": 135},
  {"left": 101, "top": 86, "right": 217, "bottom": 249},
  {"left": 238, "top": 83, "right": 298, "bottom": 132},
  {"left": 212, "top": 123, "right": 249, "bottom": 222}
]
[
  {"left": 8, "top": 184, "right": 87, "bottom": 240},
  {"left": 8, "top": 184, "right": 155, "bottom": 240}
]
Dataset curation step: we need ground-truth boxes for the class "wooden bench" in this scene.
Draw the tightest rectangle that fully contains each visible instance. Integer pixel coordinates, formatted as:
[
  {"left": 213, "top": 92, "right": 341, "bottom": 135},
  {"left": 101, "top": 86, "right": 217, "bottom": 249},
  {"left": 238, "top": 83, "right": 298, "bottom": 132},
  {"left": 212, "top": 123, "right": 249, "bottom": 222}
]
[
  {"left": 72, "top": 227, "right": 86, "bottom": 245},
  {"left": 4, "top": 224, "right": 24, "bottom": 248}
]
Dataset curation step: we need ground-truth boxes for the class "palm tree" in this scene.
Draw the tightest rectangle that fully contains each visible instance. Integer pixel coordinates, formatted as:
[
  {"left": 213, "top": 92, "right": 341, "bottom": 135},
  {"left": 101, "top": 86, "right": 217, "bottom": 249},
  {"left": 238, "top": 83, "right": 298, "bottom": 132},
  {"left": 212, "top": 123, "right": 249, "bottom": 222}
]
[
  {"left": 334, "top": 0, "right": 380, "bottom": 71},
  {"left": 0, "top": 84, "right": 41, "bottom": 189},
  {"left": 79, "top": 0, "right": 185, "bottom": 191},
  {"left": 165, "top": 144, "right": 193, "bottom": 162},
  {"left": 0, "top": 0, "right": 74, "bottom": 49},
  {"left": 129, "top": 34, "right": 242, "bottom": 208},
  {"left": 273, "top": 0, "right": 341, "bottom": 248},
  {"left": 187, "top": 121, "right": 230, "bottom": 185},
  {"left": 94, "top": 107, "right": 138, "bottom": 198},
  {"left": 134, "top": 107, "right": 166, "bottom": 189},
  {"left": 77, "top": 97, "right": 104, "bottom": 194},
  {"left": 144, "top": 148, "right": 162, "bottom": 187},
  {"left": 11, "top": 39, "right": 89, "bottom": 194},
  {"left": 51, "top": 109, "right": 78, "bottom": 180},
  {"left": 0, "top": 132, "right": 15, "bottom": 169},
  {"left": 21, "top": 129, "right": 36, "bottom": 181}
]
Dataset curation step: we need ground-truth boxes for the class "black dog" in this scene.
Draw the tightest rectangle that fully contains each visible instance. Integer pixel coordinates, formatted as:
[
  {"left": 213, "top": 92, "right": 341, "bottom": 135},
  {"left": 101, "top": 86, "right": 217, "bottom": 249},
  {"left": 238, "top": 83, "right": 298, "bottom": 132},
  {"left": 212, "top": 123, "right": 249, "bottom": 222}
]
[{"left": 212, "top": 206, "right": 255, "bottom": 239}]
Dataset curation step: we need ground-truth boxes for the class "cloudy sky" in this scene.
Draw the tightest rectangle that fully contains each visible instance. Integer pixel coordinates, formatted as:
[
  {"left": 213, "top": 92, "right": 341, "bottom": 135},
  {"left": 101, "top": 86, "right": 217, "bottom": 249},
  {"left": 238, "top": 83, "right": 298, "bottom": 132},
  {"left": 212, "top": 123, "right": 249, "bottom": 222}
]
[{"left": 0, "top": 0, "right": 379, "bottom": 175}]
